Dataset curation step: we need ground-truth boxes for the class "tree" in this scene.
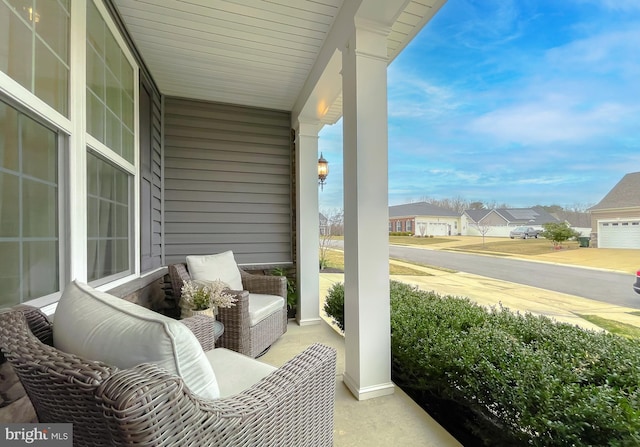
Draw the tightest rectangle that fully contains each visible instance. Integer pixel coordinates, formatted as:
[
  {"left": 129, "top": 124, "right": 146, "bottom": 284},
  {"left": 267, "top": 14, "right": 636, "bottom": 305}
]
[
  {"left": 472, "top": 221, "right": 492, "bottom": 246},
  {"left": 319, "top": 208, "right": 344, "bottom": 270},
  {"left": 541, "top": 222, "right": 580, "bottom": 248}
]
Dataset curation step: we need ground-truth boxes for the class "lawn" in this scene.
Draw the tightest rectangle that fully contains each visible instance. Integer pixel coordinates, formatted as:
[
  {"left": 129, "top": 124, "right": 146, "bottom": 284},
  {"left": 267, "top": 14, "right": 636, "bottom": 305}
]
[
  {"left": 389, "top": 236, "right": 455, "bottom": 246},
  {"left": 320, "top": 249, "right": 432, "bottom": 276},
  {"left": 447, "top": 238, "right": 580, "bottom": 256},
  {"left": 578, "top": 314, "right": 640, "bottom": 339}
]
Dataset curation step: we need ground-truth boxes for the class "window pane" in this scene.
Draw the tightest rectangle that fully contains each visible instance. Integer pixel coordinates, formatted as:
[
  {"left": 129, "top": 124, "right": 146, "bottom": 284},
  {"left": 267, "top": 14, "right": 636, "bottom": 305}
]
[
  {"left": 22, "top": 114, "right": 56, "bottom": 182},
  {"left": 0, "top": 172, "right": 20, "bottom": 237},
  {"left": 0, "top": 242, "right": 20, "bottom": 307},
  {"left": 0, "top": 101, "right": 19, "bottom": 171},
  {"left": 85, "top": 1, "right": 135, "bottom": 164},
  {"left": 105, "top": 109, "right": 121, "bottom": 154},
  {"left": 86, "top": 1, "right": 104, "bottom": 57},
  {"left": 87, "top": 152, "right": 130, "bottom": 282},
  {"left": 22, "top": 240, "right": 58, "bottom": 301},
  {"left": 23, "top": 179, "right": 56, "bottom": 238},
  {"left": 0, "top": 100, "right": 59, "bottom": 307},
  {"left": 1, "top": 1, "right": 69, "bottom": 116},
  {"left": 87, "top": 89, "right": 105, "bottom": 142},
  {"left": 34, "top": 39, "right": 68, "bottom": 115},
  {"left": 0, "top": 3, "right": 33, "bottom": 92},
  {"left": 105, "top": 29, "right": 120, "bottom": 79},
  {"left": 35, "top": 0, "right": 69, "bottom": 62},
  {"left": 86, "top": 45, "right": 105, "bottom": 100},
  {"left": 105, "top": 69, "right": 121, "bottom": 117}
]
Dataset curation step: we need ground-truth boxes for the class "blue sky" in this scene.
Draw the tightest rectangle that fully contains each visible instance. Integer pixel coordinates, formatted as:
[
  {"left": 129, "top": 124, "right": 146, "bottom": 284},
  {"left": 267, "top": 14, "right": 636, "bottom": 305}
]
[{"left": 318, "top": 0, "right": 640, "bottom": 211}]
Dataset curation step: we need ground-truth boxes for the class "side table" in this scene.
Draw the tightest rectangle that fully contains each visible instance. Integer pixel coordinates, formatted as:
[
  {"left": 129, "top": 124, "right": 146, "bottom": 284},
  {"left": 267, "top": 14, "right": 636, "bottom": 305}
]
[{"left": 213, "top": 320, "right": 224, "bottom": 342}]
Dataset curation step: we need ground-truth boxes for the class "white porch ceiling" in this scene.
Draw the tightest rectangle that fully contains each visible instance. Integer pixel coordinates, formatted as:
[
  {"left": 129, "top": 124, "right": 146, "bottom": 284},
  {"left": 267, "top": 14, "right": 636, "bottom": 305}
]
[{"left": 113, "top": 0, "right": 445, "bottom": 121}]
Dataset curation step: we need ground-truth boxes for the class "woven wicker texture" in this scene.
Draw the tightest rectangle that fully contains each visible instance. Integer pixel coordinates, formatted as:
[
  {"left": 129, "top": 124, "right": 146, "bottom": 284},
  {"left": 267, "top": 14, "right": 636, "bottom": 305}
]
[
  {"left": 169, "top": 263, "right": 288, "bottom": 358},
  {"left": 0, "top": 306, "right": 337, "bottom": 447}
]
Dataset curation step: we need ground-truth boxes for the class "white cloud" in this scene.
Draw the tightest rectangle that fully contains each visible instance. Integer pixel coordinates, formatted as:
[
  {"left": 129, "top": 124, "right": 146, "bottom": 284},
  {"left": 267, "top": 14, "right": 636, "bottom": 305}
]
[{"left": 468, "top": 99, "right": 633, "bottom": 145}]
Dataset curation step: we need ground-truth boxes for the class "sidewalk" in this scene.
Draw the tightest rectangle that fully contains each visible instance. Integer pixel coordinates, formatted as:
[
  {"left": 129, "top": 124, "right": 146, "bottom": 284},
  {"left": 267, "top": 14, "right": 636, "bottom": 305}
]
[{"left": 319, "top": 240, "right": 640, "bottom": 331}]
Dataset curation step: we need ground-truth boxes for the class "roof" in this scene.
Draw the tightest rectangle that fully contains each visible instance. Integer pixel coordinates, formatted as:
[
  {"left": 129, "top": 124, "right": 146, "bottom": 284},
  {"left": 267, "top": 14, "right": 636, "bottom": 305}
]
[
  {"left": 389, "top": 202, "right": 460, "bottom": 218},
  {"left": 464, "top": 209, "right": 492, "bottom": 223},
  {"left": 589, "top": 172, "right": 640, "bottom": 211},
  {"left": 551, "top": 211, "right": 591, "bottom": 228},
  {"left": 113, "top": 0, "right": 446, "bottom": 123},
  {"left": 464, "top": 207, "right": 560, "bottom": 225},
  {"left": 495, "top": 207, "right": 559, "bottom": 225}
]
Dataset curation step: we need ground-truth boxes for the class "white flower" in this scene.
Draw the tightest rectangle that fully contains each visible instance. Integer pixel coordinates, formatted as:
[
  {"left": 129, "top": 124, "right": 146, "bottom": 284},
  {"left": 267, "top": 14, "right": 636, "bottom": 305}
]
[{"left": 180, "top": 279, "right": 237, "bottom": 312}]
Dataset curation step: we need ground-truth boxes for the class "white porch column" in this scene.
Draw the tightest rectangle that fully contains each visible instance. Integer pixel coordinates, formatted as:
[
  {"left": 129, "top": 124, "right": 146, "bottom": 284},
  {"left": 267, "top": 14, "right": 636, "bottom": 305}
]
[
  {"left": 341, "top": 19, "right": 394, "bottom": 400},
  {"left": 295, "top": 121, "right": 322, "bottom": 326}
]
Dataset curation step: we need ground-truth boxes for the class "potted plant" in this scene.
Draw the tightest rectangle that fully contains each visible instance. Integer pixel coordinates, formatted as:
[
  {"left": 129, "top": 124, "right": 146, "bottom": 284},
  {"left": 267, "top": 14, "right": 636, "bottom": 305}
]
[
  {"left": 271, "top": 268, "right": 298, "bottom": 319},
  {"left": 180, "top": 279, "right": 236, "bottom": 319}
]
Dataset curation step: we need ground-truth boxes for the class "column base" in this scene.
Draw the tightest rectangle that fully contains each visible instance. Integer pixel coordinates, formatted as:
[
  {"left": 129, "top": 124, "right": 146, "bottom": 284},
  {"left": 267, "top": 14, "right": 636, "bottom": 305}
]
[
  {"left": 343, "top": 372, "right": 395, "bottom": 401},
  {"left": 297, "top": 317, "right": 323, "bottom": 326}
]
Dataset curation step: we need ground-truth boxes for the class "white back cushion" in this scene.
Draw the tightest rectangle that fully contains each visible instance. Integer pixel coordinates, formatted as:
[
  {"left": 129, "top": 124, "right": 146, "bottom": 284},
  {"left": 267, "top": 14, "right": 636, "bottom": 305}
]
[
  {"left": 187, "top": 251, "right": 243, "bottom": 291},
  {"left": 53, "top": 280, "right": 220, "bottom": 400}
]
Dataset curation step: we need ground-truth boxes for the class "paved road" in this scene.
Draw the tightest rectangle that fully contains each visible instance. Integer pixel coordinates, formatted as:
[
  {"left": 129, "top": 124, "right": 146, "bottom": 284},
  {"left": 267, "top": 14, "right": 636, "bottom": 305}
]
[{"left": 332, "top": 241, "right": 637, "bottom": 308}]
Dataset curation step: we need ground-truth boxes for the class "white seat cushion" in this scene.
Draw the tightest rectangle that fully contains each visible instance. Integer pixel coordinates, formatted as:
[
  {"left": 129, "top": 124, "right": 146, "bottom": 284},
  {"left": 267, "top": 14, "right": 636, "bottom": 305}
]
[
  {"left": 53, "top": 280, "right": 220, "bottom": 400},
  {"left": 187, "top": 251, "right": 243, "bottom": 291},
  {"left": 249, "top": 293, "right": 285, "bottom": 327},
  {"left": 205, "top": 348, "right": 276, "bottom": 398}
]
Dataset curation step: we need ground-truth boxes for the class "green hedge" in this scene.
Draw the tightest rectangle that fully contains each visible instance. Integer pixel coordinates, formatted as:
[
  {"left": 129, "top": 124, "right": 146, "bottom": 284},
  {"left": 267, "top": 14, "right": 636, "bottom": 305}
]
[{"left": 324, "top": 281, "right": 640, "bottom": 446}]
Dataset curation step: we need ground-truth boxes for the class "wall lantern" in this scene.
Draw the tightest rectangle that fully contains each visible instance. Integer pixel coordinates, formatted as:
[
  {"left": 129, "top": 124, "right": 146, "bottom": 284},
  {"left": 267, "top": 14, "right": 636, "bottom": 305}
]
[{"left": 318, "top": 152, "right": 329, "bottom": 191}]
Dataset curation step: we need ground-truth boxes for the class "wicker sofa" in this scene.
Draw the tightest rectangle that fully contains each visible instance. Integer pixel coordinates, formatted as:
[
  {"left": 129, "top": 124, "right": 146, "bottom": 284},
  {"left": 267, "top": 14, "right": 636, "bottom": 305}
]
[
  {"left": 169, "top": 258, "right": 288, "bottom": 358},
  {"left": 0, "top": 296, "right": 337, "bottom": 446}
]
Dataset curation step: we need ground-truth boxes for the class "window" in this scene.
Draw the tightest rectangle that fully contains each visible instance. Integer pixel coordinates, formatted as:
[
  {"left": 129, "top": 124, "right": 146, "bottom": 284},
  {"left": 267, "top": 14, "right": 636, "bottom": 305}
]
[
  {"left": 396, "top": 221, "right": 402, "bottom": 231},
  {"left": 0, "top": 0, "right": 70, "bottom": 116},
  {"left": 388, "top": 221, "right": 392, "bottom": 231},
  {"left": 86, "top": 0, "right": 135, "bottom": 163},
  {"left": 87, "top": 152, "right": 130, "bottom": 282},
  {"left": 406, "top": 220, "right": 412, "bottom": 231},
  {"left": 85, "top": 1, "right": 136, "bottom": 284},
  {"left": 0, "top": 100, "right": 60, "bottom": 307}
]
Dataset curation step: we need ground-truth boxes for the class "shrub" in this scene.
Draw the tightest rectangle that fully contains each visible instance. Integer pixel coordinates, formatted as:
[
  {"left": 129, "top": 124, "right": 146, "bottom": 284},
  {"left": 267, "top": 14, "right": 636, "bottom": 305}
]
[
  {"left": 325, "top": 280, "right": 640, "bottom": 445},
  {"left": 323, "top": 282, "right": 344, "bottom": 331},
  {"left": 390, "top": 283, "right": 640, "bottom": 446}
]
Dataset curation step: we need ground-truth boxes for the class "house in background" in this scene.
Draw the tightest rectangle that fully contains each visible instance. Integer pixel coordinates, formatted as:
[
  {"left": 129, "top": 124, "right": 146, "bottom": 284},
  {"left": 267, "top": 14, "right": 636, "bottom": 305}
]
[
  {"left": 588, "top": 172, "right": 640, "bottom": 249},
  {"left": 463, "top": 207, "right": 560, "bottom": 237},
  {"left": 389, "top": 202, "right": 461, "bottom": 236},
  {"left": 550, "top": 210, "right": 592, "bottom": 237}
]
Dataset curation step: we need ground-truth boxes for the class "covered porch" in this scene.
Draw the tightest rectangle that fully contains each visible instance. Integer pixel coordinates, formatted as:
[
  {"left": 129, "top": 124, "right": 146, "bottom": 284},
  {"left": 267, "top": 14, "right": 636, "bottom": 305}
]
[{"left": 0, "top": 0, "right": 452, "bottom": 440}]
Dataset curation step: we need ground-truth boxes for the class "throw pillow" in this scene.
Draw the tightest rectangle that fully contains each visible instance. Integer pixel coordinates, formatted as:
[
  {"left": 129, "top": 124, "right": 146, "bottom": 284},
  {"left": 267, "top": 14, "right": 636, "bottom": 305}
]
[
  {"left": 186, "top": 251, "right": 243, "bottom": 291},
  {"left": 53, "top": 280, "right": 220, "bottom": 400}
]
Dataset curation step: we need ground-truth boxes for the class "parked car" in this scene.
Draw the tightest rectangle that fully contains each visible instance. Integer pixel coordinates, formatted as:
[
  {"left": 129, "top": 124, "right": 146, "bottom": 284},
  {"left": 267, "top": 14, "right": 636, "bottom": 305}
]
[
  {"left": 634, "top": 270, "right": 640, "bottom": 295},
  {"left": 509, "top": 226, "right": 543, "bottom": 239}
]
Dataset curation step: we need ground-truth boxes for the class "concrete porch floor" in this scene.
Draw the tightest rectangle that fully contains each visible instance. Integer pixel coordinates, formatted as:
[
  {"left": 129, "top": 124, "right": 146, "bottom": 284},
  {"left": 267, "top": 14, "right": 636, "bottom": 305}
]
[{"left": 259, "top": 320, "right": 461, "bottom": 447}]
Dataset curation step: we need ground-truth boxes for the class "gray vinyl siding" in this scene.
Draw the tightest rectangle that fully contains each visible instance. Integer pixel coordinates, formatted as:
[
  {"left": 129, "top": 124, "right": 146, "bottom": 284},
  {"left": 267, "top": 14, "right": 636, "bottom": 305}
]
[
  {"left": 164, "top": 98, "right": 292, "bottom": 266},
  {"left": 139, "top": 77, "right": 164, "bottom": 272}
]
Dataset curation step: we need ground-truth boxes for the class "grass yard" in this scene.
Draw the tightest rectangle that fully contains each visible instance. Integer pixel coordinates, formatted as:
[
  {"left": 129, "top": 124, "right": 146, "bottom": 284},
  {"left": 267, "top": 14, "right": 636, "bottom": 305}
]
[
  {"left": 389, "top": 236, "right": 455, "bottom": 246},
  {"left": 578, "top": 314, "right": 640, "bottom": 339},
  {"left": 320, "top": 249, "right": 432, "bottom": 276},
  {"left": 451, "top": 238, "right": 580, "bottom": 256}
]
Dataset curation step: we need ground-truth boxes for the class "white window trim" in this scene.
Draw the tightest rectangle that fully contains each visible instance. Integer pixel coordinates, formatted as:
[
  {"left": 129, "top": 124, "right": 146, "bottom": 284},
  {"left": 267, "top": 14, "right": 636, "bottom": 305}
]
[{"left": 1, "top": 0, "right": 141, "bottom": 307}]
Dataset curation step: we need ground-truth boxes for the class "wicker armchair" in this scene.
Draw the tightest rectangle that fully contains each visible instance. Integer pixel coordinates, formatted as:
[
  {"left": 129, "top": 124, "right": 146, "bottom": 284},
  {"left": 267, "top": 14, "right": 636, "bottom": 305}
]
[
  {"left": 0, "top": 305, "right": 337, "bottom": 447},
  {"left": 169, "top": 263, "right": 288, "bottom": 358}
]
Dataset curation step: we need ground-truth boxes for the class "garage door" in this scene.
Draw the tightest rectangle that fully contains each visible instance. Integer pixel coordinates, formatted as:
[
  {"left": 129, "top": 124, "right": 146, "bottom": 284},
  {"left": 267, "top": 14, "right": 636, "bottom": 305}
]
[
  {"left": 428, "top": 222, "right": 449, "bottom": 236},
  {"left": 599, "top": 221, "right": 640, "bottom": 249}
]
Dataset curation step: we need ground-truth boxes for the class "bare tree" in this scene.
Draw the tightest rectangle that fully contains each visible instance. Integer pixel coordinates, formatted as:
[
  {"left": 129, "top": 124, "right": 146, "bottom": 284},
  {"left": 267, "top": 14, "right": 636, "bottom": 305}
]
[
  {"left": 319, "top": 208, "right": 344, "bottom": 270},
  {"left": 472, "top": 221, "right": 492, "bottom": 246}
]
